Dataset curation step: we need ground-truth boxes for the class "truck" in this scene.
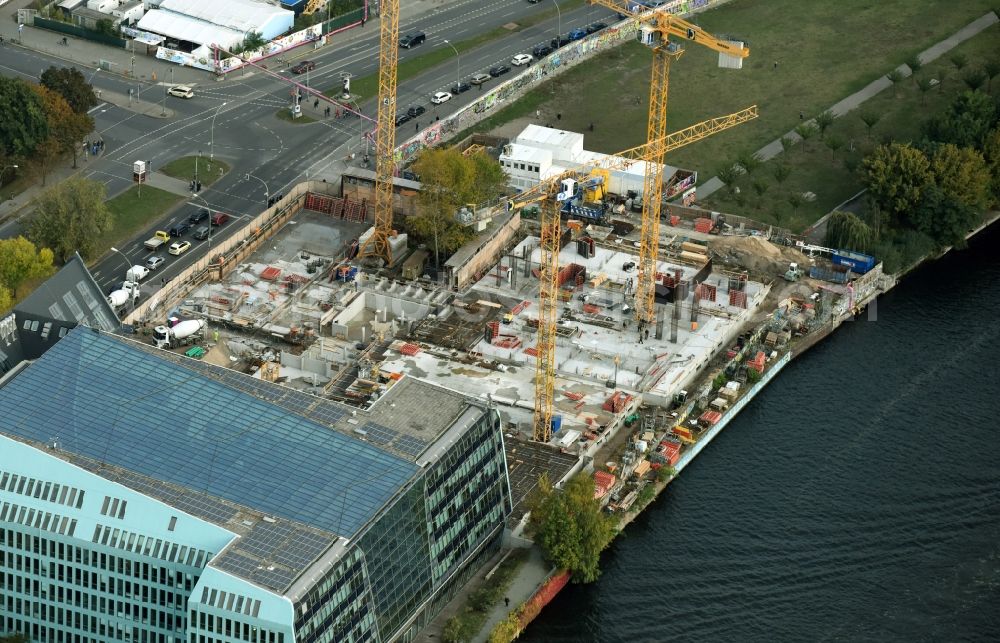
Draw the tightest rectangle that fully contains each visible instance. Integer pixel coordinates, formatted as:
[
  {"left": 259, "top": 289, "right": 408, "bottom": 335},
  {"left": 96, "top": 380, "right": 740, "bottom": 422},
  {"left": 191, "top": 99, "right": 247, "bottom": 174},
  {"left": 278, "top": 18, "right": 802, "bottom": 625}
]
[
  {"left": 144, "top": 231, "right": 170, "bottom": 251},
  {"left": 125, "top": 265, "right": 149, "bottom": 283},
  {"left": 152, "top": 318, "right": 206, "bottom": 349},
  {"left": 107, "top": 283, "right": 139, "bottom": 310}
]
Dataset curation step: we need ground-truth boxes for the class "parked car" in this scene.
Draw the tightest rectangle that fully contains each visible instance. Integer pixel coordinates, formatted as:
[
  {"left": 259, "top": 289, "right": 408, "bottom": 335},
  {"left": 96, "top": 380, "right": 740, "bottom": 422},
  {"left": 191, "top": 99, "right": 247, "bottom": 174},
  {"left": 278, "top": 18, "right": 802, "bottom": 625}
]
[
  {"left": 399, "top": 32, "right": 426, "bottom": 48},
  {"left": 451, "top": 81, "right": 472, "bottom": 94},
  {"left": 407, "top": 105, "right": 426, "bottom": 118},
  {"left": 395, "top": 112, "right": 412, "bottom": 126},
  {"left": 431, "top": 91, "right": 452, "bottom": 104},
  {"left": 188, "top": 208, "right": 209, "bottom": 224},
  {"left": 511, "top": 53, "right": 533, "bottom": 66},
  {"left": 550, "top": 35, "right": 571, "bottom": 48},
  {"left": 291, "top": 60, "right": 316, "bottom": 74},
  {"left": 166, "top": 85, "right": 194, "bottom": 99},
  {"left": 489, "top": 64, "right": 511, "bottom": 78},
  {"left": 470, "top": 73, "right": 491, "bottom": 86},
  {"left": 193, "top": 226, "right": 210, "bottom": 240},
  {"left": 586, "top": 22, "right": 608, "bottom": 34},
  {"left": 168, "top": 240, "right": 192, "bottom": 256},
  {"left": 568, "top": 28, "right": 587, "bottom": 41},
  {"left": 145, "top": 256, "right": 165, "bottom": 271},
  {"left": 532, "top": 44, "right": 552, "bottom": 57},
  {"left": 210, "top": 212, "right": 230, "bottom": 226},
  {"left": 168, "top": 222, "right": 191, "bottom": 237}
]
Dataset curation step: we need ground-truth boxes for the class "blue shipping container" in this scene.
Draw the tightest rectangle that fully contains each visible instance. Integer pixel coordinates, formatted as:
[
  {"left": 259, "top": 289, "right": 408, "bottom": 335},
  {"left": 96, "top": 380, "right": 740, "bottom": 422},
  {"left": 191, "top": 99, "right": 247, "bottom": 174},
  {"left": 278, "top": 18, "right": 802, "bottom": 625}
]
[
  {"left": 832, "top": 250, "right": 875, "bottom": 274},
  {"left": 809, "top": 266, "right": 849, "bottom": 284}
]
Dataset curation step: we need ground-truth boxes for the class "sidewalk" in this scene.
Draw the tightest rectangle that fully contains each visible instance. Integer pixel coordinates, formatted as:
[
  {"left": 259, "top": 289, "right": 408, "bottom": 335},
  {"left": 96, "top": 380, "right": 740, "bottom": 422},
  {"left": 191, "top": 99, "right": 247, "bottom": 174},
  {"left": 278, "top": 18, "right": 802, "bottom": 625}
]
[
  {"left": 696, "top": 11, "right": 1000, "bottom": 201},
  {"left": 417, "top": 545, "right": 553, "bottom": 643}
]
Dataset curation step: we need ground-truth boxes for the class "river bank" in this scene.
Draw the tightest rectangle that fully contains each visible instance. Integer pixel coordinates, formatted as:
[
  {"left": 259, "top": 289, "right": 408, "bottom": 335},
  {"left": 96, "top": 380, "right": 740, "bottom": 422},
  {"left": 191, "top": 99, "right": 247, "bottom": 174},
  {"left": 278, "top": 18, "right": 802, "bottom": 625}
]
[{"left": 478, "top": 212, "right": 1000, "bottom": 642}]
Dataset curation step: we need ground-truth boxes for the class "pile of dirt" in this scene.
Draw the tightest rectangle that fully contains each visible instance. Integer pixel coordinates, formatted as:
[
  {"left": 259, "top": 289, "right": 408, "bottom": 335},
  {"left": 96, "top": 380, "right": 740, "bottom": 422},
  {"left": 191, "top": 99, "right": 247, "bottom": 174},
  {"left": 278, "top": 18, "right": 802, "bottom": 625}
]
[{"left": 708, "top": 235, "right": 806, "bottom": 277}]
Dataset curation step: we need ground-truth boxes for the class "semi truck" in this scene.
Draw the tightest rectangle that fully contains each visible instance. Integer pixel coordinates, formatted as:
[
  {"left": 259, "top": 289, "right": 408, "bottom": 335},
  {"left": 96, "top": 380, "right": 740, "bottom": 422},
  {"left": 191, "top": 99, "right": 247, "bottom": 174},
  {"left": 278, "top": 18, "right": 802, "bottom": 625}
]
[
  {"left": 152, "top": 318, "right": 205, "bottom": 349},
  {"left": 144, "top": 231, "right": 170, "bottom": 251}
]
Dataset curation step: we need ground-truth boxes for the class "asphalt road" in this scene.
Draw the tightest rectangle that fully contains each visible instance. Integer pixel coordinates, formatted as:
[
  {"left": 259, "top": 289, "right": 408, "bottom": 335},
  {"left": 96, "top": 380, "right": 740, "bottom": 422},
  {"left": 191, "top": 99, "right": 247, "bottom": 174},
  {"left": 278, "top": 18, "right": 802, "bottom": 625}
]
[{"left": 0, "top": 0, "right": 620, "bottom": 304}]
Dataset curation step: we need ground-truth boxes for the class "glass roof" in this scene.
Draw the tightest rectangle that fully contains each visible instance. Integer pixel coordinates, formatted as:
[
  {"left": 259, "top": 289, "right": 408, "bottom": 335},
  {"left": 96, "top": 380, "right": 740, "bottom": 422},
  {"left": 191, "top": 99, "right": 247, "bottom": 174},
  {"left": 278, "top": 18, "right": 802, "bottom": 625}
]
[{"left": 0, "top": 329, "right": 418, "bottom": 537}]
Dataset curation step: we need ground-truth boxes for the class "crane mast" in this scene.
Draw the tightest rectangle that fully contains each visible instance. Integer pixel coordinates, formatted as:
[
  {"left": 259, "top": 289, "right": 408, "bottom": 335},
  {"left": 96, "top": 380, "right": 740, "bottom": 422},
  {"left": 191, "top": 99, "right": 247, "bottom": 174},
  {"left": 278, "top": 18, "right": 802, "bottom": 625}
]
[{"left": 358, "top": 0, "right": 400, "bottom": 265}]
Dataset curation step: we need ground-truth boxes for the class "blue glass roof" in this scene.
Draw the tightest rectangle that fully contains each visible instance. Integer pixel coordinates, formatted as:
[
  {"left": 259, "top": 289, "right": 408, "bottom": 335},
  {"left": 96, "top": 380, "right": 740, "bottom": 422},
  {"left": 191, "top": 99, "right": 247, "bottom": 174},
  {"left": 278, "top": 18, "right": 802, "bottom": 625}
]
[{"left": 0, "top": 328, "right": 418, "bottom": 537}]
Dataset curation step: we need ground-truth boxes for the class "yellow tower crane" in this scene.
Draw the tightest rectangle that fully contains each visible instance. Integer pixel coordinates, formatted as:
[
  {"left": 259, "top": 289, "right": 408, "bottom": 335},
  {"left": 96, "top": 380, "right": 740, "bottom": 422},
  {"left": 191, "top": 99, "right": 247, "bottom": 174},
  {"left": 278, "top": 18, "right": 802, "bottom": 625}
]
[
  {"left": 357, "top": 0, "right": 400, "bottom": 265},
  {"left": 589, "top": 1, "right": 750, "bottom": 324},
  {"left": 514, "top": 106, "right": 758, "bottom": 442}
]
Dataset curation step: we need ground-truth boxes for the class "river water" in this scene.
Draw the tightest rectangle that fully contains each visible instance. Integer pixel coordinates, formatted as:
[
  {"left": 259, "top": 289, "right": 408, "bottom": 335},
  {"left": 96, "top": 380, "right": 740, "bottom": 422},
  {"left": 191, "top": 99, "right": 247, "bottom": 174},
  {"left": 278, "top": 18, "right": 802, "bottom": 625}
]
[{"left": 521, "top": 223, "right": 1000, "bottom": 642}]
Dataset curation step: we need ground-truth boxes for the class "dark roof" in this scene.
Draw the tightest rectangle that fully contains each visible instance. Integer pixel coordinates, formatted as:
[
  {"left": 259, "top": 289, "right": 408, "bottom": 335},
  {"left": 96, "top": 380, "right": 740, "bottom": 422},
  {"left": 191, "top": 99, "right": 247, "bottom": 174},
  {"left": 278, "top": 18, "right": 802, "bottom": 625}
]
[
  {"left": 0, "top": 327, "right": 419, "bottom": 538},
  {"left": 12, "top": 252, "right": 117, "bottom": 360}
]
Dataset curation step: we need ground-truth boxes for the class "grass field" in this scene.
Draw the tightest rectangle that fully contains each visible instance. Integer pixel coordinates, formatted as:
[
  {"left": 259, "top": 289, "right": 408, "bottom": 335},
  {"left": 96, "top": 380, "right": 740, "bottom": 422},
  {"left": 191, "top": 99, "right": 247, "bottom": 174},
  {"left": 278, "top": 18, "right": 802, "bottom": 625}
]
[
  {"left": 159, "top": 156, "right": 230, "bottom": 187},
  {"left": 465, "top": 0, "right": 997, "bottom": 227},
  {"left": 97, "top": 185, "right": 184, "bottom": 255}
]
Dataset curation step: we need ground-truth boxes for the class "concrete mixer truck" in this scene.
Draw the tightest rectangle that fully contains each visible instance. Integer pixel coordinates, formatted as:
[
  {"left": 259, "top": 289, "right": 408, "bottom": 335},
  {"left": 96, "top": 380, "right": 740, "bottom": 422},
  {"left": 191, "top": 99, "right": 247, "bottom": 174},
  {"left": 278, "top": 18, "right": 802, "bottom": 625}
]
[{"left": 152, "top": 318, "right": 205, "bottom": 349}]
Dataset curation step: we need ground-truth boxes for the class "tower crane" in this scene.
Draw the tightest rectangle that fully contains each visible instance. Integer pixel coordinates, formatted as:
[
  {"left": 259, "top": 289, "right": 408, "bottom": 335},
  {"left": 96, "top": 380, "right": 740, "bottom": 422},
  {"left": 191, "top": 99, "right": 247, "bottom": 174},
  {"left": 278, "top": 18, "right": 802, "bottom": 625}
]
[
  {"left": 509, "top": 107, "right": 759, "bottom": 442},
  {"left": 588, "top": 1, "right": 750, "bottom": 324},
  {"left": 356, "top": 0, "right": 401, "bottom": 265}
]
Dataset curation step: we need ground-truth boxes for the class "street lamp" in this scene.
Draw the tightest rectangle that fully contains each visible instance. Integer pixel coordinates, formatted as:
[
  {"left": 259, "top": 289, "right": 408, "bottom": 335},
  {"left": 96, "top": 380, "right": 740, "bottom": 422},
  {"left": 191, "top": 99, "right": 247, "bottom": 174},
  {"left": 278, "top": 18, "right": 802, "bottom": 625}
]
[
  {"left": 245, "top": 173, "right": 269, "bottom": 209},
  {"left": 551, "top": 0, "right": 562, "bottom": 44},
  {"left": 209, "top": 102, "right": 228, "bottom": 172},
  {"left": 443, "top": 39, "right": 460, "bottom": 91}
]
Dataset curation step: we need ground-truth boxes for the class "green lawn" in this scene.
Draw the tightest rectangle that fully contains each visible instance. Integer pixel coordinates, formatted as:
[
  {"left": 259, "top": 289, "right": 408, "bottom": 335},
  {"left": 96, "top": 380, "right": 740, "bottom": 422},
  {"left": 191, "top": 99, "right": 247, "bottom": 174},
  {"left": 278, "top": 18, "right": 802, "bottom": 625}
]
[
  {"left": 335, "top": 0, "right": 587, "bottom": 101},
  {"left": 700, "top": 28, "right": 1000, "bottom": 231},
  {"left": 159, "top": 156, "right": 230, "bottom": 187},
  {"left": 464, "top": 0, "right": 997, "bottom": 228},
  {"left": 97, "top": 185, "right": 184, "bottom": 255}
]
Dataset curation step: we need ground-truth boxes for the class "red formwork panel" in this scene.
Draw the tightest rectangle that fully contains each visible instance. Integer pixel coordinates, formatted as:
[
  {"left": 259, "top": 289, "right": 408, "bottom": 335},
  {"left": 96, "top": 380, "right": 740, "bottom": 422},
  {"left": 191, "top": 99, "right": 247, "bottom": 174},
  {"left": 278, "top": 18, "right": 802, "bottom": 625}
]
[
  {"left": 729, "top": 289, "right": 748, "bottom": 309},
  {"left": 696, "top": 283, "right": 717, "bottom": 302}
]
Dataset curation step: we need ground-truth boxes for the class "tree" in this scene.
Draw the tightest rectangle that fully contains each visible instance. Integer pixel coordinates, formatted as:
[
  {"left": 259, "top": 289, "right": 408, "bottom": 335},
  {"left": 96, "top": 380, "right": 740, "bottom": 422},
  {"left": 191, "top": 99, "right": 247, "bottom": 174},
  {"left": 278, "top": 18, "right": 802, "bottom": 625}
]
[
  {"left": 906, "top": 54, "right": 923, "bottom": 76},
  {"left": 886, "top": 69, "right": 905, "bottom": 97},
  {"left": 0, "top": 284, "right": 13, "bottom": 314},
  {"left": 735, "top": 151, "right": 761, "bottom": 176},
  {"left": 780, "top": 135, "right": 797, "bottom": 155},
  {"left": 910, "top": 185, "right": 980, "bottom": 247},
  {"left": 528, "top": 473, "right": 616, "bottom": 583},
  {"left": 950, "top": 52, "right": 968, "bottom": 71},
  {"left": 716, "top": 163, "right": 740, "bottom": 195},
  {"left": 0, "top": 237, "right": 55, "bottom": 298},
  {"left": 861, "top": 143, "right": 933, "bottom": 223},
  {"left": 32, "top": 84, "right": 94, "bottom": 169},
  {"left": 928, "top": 143, "right": 991, "bottom": 210},
  {"left": 240, "top": 31, "right": 268, "bottom": 54},
  {"left": 39, "top": 66, "right": 97, "bottom": 114},
  {"left": 0, "top": 77, "right": 49, "bottom": 158},
  {"left": 825, "top": 210, "right": 874, "bottom": 253},
  {"left": 466, "top": 151, "right": 508, "bottom": 206},
  {"left": 962, "top": 69, "right": 987, "bottom": 92},
  {"left": 489, "top": 613, "right": 521, "bottom": 643},
  {"left": 916, "top": 76, "right": 934, "bottom": 105},
  {"left": 27, "top": 177, "right": 112, "bottom": 262},
  {"left": 28, "top": 137, "right": 64, "bottom": 186},
  {"left": 859, "top": 111, "right": 882, "bottom": 141},
  {"left": 772, "top": 163, "right": 791, "bottom": 187},
  {"left": 982, "top": 128, "right": 1000, "bottom": 204},
  {"left": 983, "top": 59, "right": 1000, "bottom": 93},
  {"left": 794, "top": 122, "right": 817, "bottom": 147},
  {"left": 923, "top": 90, "right": 997, "bottom": 149},
  {"left": 824, "top": 134, "right": 845, "bottom": 161},
  {"left": 786, "top": 192, "right": 802, "bottom": 217},
  {"left": 814, "top": 110, "right": 835, "bottom": 136},
  {"left": 751, "top": 178, "right": 769, "bottom": 209}
]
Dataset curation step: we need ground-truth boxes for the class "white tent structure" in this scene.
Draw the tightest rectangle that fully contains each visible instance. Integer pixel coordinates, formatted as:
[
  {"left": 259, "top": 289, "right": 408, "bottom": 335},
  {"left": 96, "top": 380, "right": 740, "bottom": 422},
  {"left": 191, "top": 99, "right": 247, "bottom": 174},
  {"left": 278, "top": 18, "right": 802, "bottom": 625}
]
[{"left": 137, "top": 0, "right": 293, "bottom": 50}]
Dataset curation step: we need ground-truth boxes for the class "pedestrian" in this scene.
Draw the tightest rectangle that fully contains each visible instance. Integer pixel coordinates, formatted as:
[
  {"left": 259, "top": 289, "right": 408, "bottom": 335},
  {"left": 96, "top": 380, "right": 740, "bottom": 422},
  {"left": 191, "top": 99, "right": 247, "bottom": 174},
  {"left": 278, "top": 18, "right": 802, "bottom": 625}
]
[
  {"left": 435, "top": 114, "right": 439, "bottom": 121},
  {"left": 799, "top": 111, "right": 804, "bottom": 120},
  {"left": 415, "top": 122, "right": 419, "bottom": 131},
  {"left": 314, "top": 99, "right": 319, "bottom": 109},
  {"left": 773, "top": 60, "right": 778, "bottom": 70},
  {"left": 536, "top": 109, "right": 540, "bottom": 120},
  {"left": 645, "top": 329, "right": 649, "bottom": 340},
  {"left": 504, "top": 597, "right": 510, "bottom": 608},
  {"left": 589, "top": 122, "right": 594, "bottom": 132},
  {"left": 556, "top": 112, "right": 561, "bottom": 121}
]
